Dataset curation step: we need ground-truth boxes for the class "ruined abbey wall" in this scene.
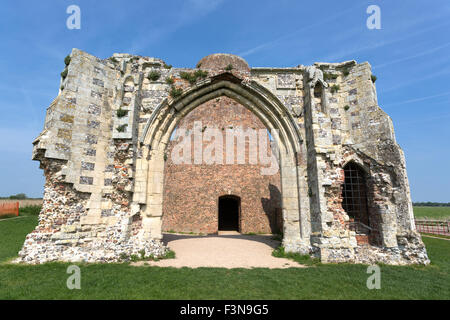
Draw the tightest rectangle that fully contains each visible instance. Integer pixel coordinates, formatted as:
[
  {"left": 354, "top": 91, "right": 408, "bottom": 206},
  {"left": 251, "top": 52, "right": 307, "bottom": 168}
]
[{"left": 17, "top": 49, "right": 429, "bottom": 265}]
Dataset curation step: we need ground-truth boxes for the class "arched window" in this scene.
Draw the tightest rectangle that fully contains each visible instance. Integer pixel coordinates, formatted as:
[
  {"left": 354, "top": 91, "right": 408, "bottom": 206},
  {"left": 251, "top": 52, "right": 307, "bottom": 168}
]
[
  {"left": 266, "top": 129, "right": 273, "bottom": 141},
  {"left": 313, "top": 82, "right": 326, "bottom": 113},
  {"left": 342, "top": 162, "right": 369, "bottom": 227},
  {"left": 169, "top": 126, "right": 178, "bottom": 141},
  {"left": 314, "top": 82, "right": 322, "bottom": 98}
]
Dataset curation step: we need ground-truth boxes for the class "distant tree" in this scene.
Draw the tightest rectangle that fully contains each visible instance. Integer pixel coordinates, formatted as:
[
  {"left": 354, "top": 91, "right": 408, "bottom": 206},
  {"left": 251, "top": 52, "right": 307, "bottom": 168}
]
[
  {"left": 413, "top": 202, "right": 450, "bottom": 207},
  {"left": 9, "top": 193, "right": 27, "bottom": 200}
]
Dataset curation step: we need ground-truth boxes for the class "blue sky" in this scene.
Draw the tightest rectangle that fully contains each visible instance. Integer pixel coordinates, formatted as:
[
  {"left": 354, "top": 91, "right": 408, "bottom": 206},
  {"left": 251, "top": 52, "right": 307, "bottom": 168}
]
[{"left": 0, "top": 0, "right": 449, "bottom": 201}]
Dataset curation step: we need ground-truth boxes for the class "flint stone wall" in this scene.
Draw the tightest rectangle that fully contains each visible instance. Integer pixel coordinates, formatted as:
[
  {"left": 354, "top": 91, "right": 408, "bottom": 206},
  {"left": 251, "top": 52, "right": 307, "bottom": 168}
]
[{"left": 18, "top": 49, "right": 429, "bottom": 265}]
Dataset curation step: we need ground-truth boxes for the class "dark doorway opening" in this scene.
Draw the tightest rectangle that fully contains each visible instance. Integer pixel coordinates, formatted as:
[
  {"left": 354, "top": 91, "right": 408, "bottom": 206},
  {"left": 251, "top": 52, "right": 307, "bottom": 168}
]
[
  {"left": 218, "top": 195, "right": 240, "bottom": 231},
  {"left": 342, "top": 162, "right": 371, "bottom": 244}
]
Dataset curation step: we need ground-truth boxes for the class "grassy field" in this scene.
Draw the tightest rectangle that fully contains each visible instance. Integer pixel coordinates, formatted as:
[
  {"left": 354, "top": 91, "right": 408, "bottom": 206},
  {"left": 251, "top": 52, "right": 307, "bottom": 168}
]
[
  {"left": 413, "top": 206, "right": 450, "bottom": 220},
  {"left": 0, "top": 207, "right": 449, "bottom": 299},
  {"left": 0, "top": 207, "right": 40, "bottom": 262}
]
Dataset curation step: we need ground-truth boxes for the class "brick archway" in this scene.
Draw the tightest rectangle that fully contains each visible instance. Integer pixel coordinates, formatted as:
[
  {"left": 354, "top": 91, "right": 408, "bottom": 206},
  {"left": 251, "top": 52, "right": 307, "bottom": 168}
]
[{"left": 138, "top": 73, "right": 311, "bottom": 253}]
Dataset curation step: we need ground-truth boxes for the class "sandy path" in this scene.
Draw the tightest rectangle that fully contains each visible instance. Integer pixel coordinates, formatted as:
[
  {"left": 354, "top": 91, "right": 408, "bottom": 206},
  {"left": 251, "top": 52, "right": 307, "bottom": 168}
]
[{"left": 132, "top": 232, "right": 305, "bottom": 269}]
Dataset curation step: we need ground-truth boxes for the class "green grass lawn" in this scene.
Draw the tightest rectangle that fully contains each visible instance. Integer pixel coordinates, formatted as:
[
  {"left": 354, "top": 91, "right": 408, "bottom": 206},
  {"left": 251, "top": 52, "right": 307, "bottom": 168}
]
[
  {"left": 0, "top": 210, "right": 449, "bottom": 299},
  {"left": 413, "top": 206, "right": 450, "bottom": 220}
]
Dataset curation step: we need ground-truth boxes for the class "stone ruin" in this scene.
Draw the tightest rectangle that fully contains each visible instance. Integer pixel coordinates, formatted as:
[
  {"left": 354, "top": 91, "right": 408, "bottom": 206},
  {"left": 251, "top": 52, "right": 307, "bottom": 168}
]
[{"left": 17, "top": 49, "right": 429, "bottom": 265}]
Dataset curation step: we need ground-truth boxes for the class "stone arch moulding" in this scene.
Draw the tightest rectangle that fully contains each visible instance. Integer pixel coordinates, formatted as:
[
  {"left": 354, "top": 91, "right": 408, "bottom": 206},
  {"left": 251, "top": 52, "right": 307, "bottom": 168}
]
[
  {"left": 137, "top": 73, "right": 311, "bottom": 253},
  {"left": 341, "top": 157, "right": 370, "bottom": 175}
]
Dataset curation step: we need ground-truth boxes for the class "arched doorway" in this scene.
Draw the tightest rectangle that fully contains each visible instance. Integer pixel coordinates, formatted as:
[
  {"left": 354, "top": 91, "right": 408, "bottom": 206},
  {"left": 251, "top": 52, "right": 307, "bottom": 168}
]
[
  {"left": 138, "top": 73, "right": 310, "bottom": 253},
  {"left": 218, "top": 195, "right": 241, "bottom": 232}
]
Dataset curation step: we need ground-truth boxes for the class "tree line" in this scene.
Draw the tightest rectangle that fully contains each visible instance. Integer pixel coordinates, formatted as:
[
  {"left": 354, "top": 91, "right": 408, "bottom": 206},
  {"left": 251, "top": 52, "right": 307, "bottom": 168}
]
[
  {"left": 413, "top": 202, "right": 450, "bottom": 207},
  {"left": 0, "top": 193, "right": 41, "bottom": 200}
]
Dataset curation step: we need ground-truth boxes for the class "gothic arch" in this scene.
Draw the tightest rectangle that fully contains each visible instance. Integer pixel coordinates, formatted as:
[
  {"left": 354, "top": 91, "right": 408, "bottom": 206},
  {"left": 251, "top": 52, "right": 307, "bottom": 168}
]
[
  {"left": 342, "top": 157, "right": 370, "bottom": 175},
  {"left": 137, "top": 73, "right": 310, "bottom": 252}
]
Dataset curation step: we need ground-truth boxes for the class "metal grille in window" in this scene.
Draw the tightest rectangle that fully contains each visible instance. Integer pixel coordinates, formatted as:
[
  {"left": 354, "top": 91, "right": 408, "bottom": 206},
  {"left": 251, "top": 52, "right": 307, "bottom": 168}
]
[{"left": 342, "top": 162, "right": 369, "bottom": 230}]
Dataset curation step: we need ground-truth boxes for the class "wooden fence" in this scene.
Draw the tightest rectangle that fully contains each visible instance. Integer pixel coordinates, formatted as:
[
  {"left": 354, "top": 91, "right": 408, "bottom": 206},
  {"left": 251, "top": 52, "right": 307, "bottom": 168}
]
[
  {"left": 415, "top": 219, "right": 450, "bottom": 236},
  {"left": 0, "top": 199, "right": 42, "bottom": 207},
  {"left": 0, "top": 202, "right": 19, "bottom": 217}
]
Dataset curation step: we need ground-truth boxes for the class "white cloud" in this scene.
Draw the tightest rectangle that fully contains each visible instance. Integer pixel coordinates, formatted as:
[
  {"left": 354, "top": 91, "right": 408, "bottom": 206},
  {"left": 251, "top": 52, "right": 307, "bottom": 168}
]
[
  {"left": 381, "top": 63, "right": 450, "bottom": 93},
  {"left": 237, "top": 3, "right": 366, "bottom": 58},
  {"left": 383, "top": 91, "right": 450, "bottom": 107},
  {"left": 320, "top": 17, "right": 450, "bottom": 62},
  {"left": 373, "top": 41, "right": 450, "bottom": 69},
  {"left": 396, "top": 111, "right": 450, "bottom": 126}
]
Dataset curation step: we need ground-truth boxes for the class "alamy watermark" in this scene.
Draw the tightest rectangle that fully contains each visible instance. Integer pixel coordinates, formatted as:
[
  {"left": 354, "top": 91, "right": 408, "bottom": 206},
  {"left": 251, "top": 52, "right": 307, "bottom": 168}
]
[
  {"left": 366, "top": 265, "right": 381, "bottom": 289},
  {"left": 66, "top": 5, "right": 81, "bottom": 30},
  {"left": 170, "top": 121, "right": 280, "bottom": 176},
  {"left": 366, "top": 5, "right": 381, "bottom": 30},
  {"left": 66, "top": 265, "right": 81, "bottom": 290}
]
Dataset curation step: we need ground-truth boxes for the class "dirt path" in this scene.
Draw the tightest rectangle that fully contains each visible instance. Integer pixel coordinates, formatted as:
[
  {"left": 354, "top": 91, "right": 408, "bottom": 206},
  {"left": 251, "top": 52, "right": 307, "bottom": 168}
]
[
  {"left": 421, "top": 234, "right": 450, "bottom": 241},
  {"left": 132, "top": 232, "right": 306, "bottom": 269},
  {"left": 0, "top": 216, "right": 29, "bottom": 222}
]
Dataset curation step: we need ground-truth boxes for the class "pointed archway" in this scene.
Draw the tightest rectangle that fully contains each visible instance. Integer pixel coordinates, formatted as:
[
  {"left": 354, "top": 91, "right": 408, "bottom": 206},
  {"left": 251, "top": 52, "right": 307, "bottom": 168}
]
[{"left": 136, "top": 72, "right": 310, "bottom": 253}]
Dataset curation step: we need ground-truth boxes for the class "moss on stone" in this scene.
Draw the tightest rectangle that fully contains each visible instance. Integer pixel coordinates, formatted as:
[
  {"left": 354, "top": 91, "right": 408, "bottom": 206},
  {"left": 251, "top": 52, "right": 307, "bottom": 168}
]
[
  {"left": 323, "top": 72, "right": 338, "bottom": 81},
  {"left": 169, "top": 86, "right": 183, "bottom": 98},
  {"left": 60, "top": 68, "right": 68, "bottom": 79},
  {"left": 330, "top": 84, "right": 340, "bottom": 94},
  {"left": 116, "top": 124, "right": 128, "bottom": 132},
  {"left": 147, "top": 71, "right": 161, "bottom": 81},
  {"left": 116, "top": 108, "right": 128, "bottom": 118},
  {"left": 64, "top": 55, "right": 71, "bottom": 66}
]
